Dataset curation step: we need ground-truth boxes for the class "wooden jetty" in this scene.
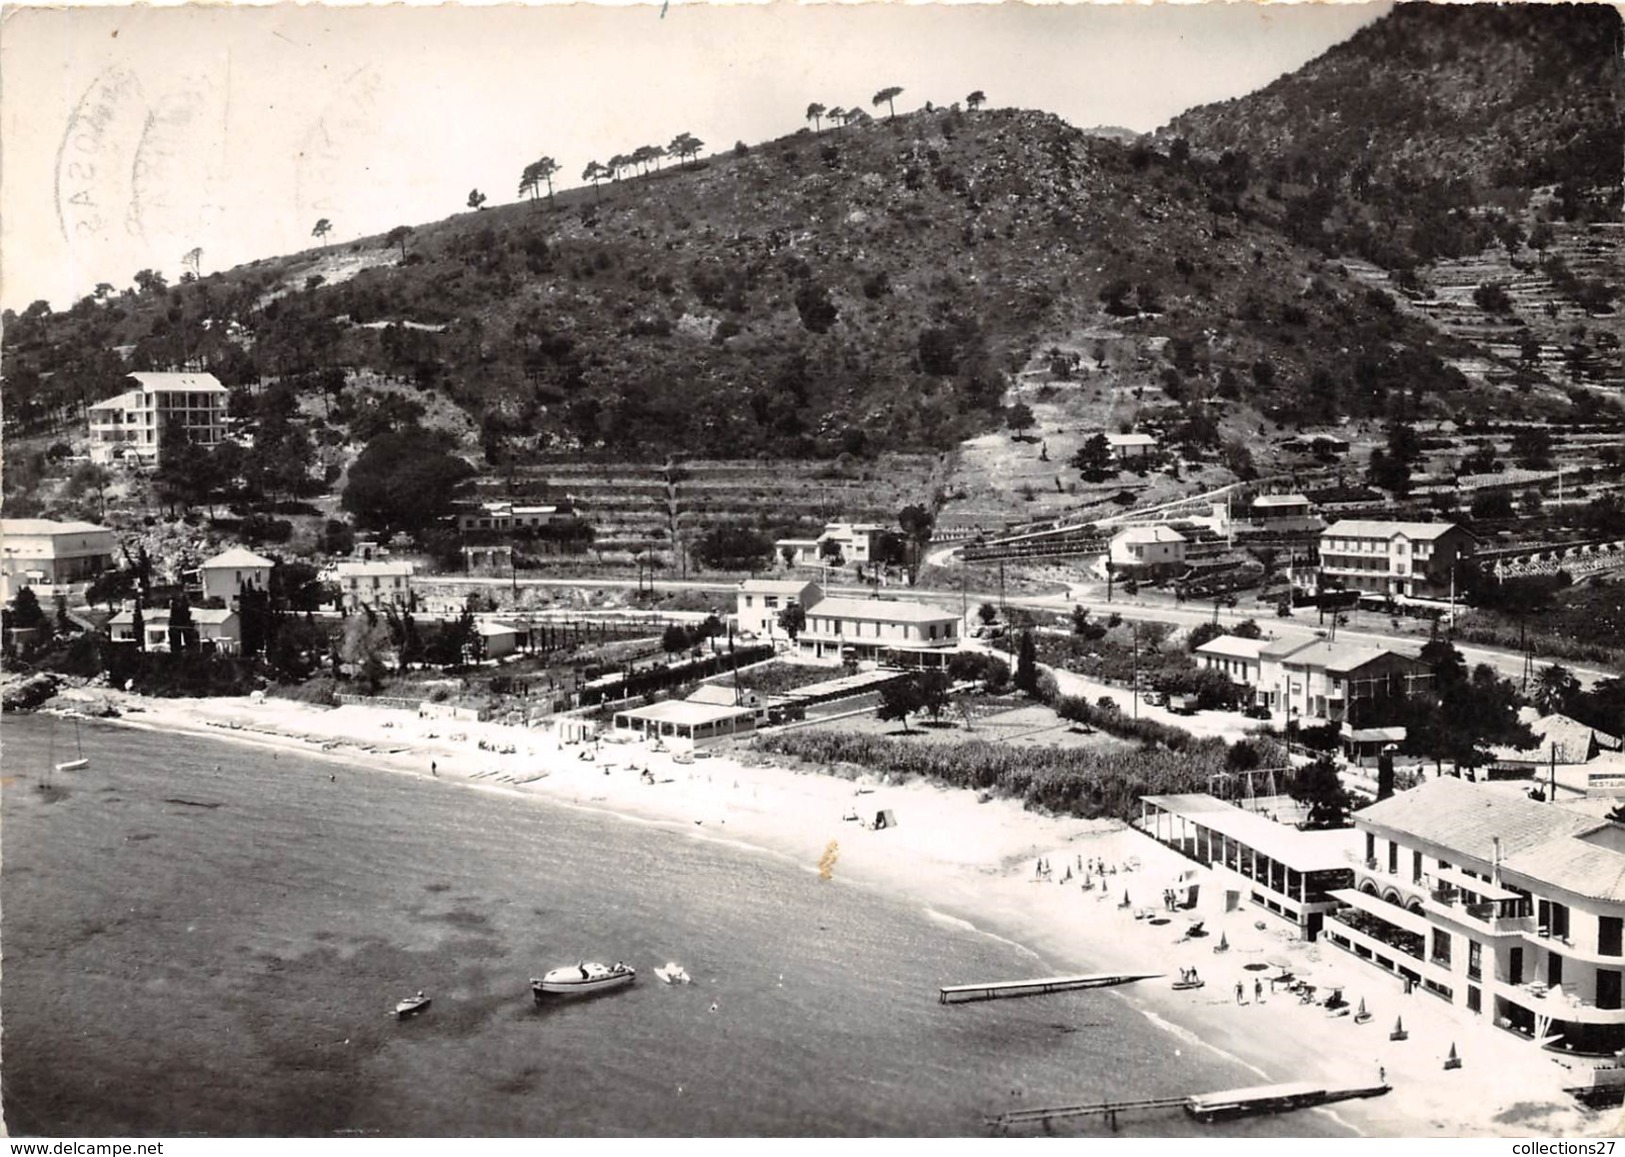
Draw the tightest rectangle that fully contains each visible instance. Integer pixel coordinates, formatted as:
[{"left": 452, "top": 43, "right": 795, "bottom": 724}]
[
  {"left": 939, "top": 972, "right": 1159, "bottom": 1005},
  {"left": 987, "top": 1079, "right": 1390, "bottom": 1132}
]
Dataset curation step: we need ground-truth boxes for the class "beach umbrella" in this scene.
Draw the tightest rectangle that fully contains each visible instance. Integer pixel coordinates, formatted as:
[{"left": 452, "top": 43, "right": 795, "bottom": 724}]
[
  {"left": 1443, "top": 1042, "right": 1462, "bottom": 1070},
  {"left": 1390, "top": 1016, "right": 1408, "bottom": 1041}
]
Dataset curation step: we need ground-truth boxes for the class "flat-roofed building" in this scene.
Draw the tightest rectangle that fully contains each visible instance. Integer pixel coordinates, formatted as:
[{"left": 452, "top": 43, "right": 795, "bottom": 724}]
[
  {"left": 611, "top": 699, "right": 757, "bottom": 745},
  {"left": 1318, "top": 520, "right": 1474, "bottom": 599},
  {"left": 0, "top": 518, "right": 116, "bottom": 601},
  {"left": 1139, "top": 793, "right": 1359, "bottom": 938},
  {"left": 798, "top": 596, "right": 960, "bottom": 663},
  {"left": 1242, "top": 494, "right": 1322, "bottom": 534},
  {"left": 453, "top": 501, "right": 577, "bottom": 535},
  {"left": 736, "top": 579, "right": 822, "bottom": 640},
  {"left": 1334, "top": 777, "right": 1625, "bottom": 1057},
  {"left": 87, "top": 372, "right": 229, "bottom": 465}
]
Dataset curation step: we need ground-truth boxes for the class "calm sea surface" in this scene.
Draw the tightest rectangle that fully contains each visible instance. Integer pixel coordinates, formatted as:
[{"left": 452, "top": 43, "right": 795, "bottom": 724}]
[{"left": 1, "top": 714, "right": 1351, "bottom": 1137}]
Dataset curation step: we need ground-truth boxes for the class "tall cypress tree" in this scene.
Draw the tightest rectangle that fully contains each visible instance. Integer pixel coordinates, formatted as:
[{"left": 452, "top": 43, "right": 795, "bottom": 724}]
[{"left": 1014, "top": 631, "right": 1039, "bottom": 696}]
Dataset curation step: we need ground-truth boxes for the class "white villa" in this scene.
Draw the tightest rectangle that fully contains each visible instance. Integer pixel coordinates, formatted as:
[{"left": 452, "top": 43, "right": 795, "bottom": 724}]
[
  {"left": 198, "top": 546, "right": 274, "bottom": 604},
  {"left": 0, "top": 518, "right": 116, "bottom": 601},
  {"left": 796, "top": 596, "right": 959, "bottom": 663},
  {"left": 335, "top": 559, "right": 415, "bottom": 611},
  {"left": 735, "top": 579, "right": 822, "bottom": 639}
]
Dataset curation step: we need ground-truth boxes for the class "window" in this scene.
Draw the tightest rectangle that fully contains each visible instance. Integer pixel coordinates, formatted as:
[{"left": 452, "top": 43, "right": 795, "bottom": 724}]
[
  {"left": 1552, "top": 902, "right": 1570, "bottom": 940},
  {"left": 1468, "top": 939, "right": 1482, "bottom": 982},
  {"left": 1365, "top": 833, "right": 1376, "bottom": 864},
  {"left": 1413, "top": 849, "right": 1423, "bottom": 884},
  {"left": 1388, "top": 841, "right": 1399, "bottom": 875},
  {"left": 1548, "top": 950, "right": 1563, "bottom": 989},
  {"left": 1509, "top": 946, "right": 1523, "bottom": 986},
  {"left": 1600, "top": 970, "right": 1622, "bottom": 1011},
  {"left": 1601, "top": 916, "right": 1622, "bottom": 957}
]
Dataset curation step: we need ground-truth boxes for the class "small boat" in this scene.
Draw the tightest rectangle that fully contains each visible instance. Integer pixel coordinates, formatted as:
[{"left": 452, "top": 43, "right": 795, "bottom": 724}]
[
  {"left": 395, "top": 991, "right": 431, "bottom": 1018},
  {"left": 1172, "top": 978, "right": 1206, "bottom": 991},
  {"left": 654, "top": 962, "right": 691, "bottom": 985},
  {"left": 54, "top": 715, "right": 89, "bottom": 772},
  {"left": 532, "top": 961, "right": 636, "bottom": 1001}
]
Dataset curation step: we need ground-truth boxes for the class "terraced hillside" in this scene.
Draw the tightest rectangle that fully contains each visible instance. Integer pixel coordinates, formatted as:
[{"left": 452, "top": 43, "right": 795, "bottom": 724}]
[{"left": 499, "top": 454, "right": 940, "bottom": 562}]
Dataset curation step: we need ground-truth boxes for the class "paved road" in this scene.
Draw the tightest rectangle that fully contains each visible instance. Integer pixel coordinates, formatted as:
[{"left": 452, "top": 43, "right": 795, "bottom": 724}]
[{"left": 427, "top": 573, "right": 1618, "bottom": 688}]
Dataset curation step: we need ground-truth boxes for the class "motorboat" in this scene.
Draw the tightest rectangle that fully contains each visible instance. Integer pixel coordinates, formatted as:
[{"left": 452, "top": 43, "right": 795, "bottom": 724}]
[
  {"left": 532, "top": 961, "right": 636, "bottom": 1001},
  {"left": 395, "top": 991, "right": 431, "bottom": 1018},
  {"left": 1172, "top": 977, "right": 1206, "bottom": 991},
  {"left": 654, "top": 962, "right": 692, "bottom": 985}
]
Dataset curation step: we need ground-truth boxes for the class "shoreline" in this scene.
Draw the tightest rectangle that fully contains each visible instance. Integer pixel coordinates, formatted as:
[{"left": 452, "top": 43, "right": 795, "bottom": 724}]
[{"left": 42, "top": 689, "right": 1612, "bottom": 1137}]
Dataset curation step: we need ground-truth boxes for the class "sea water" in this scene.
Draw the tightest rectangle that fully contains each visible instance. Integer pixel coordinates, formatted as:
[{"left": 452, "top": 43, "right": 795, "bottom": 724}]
[{"left": 1, "top": 714, "right": 1350, "bottom": 1137}]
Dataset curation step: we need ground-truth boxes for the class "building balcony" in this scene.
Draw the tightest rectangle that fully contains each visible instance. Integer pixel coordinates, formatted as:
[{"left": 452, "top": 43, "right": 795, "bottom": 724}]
[{"left": 1511, "top": 983, "right": 1625, "bottom": 1025}]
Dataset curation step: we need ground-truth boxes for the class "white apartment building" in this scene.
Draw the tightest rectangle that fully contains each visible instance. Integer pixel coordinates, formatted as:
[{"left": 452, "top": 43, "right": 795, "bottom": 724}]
[
  {"left": 1318, "top": 520, "right": 1474, "bottom": 599},
  {"left": 1331, "top": 777, "right": 1625, "bottom": 1060},
  {"left": 87, "top": 372, "right": 230, "bottom": 465}
]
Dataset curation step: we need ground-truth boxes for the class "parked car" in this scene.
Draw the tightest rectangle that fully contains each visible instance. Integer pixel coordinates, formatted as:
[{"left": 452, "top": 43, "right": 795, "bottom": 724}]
[{"left": 1244, "top": 703, "right": 1271, "bottom": 720}]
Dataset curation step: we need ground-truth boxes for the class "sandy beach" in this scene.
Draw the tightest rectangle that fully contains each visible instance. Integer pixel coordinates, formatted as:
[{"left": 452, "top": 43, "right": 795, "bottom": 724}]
[{"left": 46, "top": 687, "right": 1622, "bottom": 1138}]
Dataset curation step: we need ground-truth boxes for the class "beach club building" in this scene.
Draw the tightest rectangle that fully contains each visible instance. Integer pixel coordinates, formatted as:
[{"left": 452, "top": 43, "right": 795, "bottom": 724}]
[
  {"left": 1317, "top": 520, "right": 1475, "bottom": 599},
  {"left": 0, "top": 518, "right": 116, "bottom": 601},
  {"left": 1329, "top": 777, "right": 1625, "bottom": 1057},
  {"left": 1138, "top": 793, "right": 1359, "bottom": 939},
  {"left": 87, "top": 372, "right": 230, "bottom": 465},
  {"left": 611, "top": 699, "right": 758, "bottom": 746},
  {"left": 736, "top": 579, "right": 823, "bottom": 640},
  {"left": 198, "top": 546, "right": 275, "bottom": 604},
  {"left": 796, "top": 596, "right": 960, "bottom": 664}
]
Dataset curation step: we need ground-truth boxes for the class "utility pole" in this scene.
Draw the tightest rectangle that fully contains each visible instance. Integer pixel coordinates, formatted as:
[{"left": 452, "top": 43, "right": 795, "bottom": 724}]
[
  {"left": 998, "top": 558, "right": 1007, "bottom": 617},
  {"left": 1132, "top": 627, "right": 1140, "bottom": 722}
]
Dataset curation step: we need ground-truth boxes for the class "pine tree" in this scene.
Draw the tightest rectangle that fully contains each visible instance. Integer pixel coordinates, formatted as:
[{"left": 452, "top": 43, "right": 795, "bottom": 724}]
[{"left": 1014, "top": 631, "right": 1039, "bottom": 695}]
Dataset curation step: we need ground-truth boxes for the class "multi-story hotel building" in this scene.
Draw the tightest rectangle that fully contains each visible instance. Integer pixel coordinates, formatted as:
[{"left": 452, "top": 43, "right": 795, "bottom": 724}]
[
  {"left": 87, "top": 372, "right": 230, "bottom": 465},
  {"left": 1328, "top": 777, "right": 1625, "bottom": 1057},
  {"left": 1317, "top": 520, "right": 1474, "bottom": 599}
]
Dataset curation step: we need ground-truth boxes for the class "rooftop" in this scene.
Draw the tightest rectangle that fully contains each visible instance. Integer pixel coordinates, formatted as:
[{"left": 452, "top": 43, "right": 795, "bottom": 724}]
[
  {"left": 128, "top": 371, "right": 228, "bottom": 394},
  {"left": 1322, "top": 520, "right": 1464, "bottom": 541},
  {"left": 2, "top": 518, "right": 111, "bottom": 537},
  {"left": 613, "top": 700, "right": 756, "bottom": 727},
  {"left": 1194, "top": 634, "right": 1267, "bottom": 661},
  {"left": 1251, "top": 494, "right": 1312, "bottom": 508},
  {"left": 805, "top": 596, "right": 959, "bottom": 624},
  {"left": 1141, "top": 793, "right": 1361, "bottom": 871},
  {"left": 1278, "top": 639, "right": 1426, "bottom": 674},
  {"left": 335, "top": 560, "right": 415, "bottom": 577},
  {"left": 201, "top": 547, "right": 276, "bottom": 570},
  {"left": 109, "top": 607, "right": 238, "bottom": 626},
  {"left": 1112, "top": 525, "right": 1186, "bottom": 545},
  {"left": 1356, "top": 776, "right": 1598, "bottom": 868},
  {"left": 739, "top": 578, "right": 821, "bottom": 595},
  {"left": 1502, "top": 826, "right": 1625, "bottom": 905},
  {"left": 1105, "top": 432, "right": 1158, "bottom": 447}
]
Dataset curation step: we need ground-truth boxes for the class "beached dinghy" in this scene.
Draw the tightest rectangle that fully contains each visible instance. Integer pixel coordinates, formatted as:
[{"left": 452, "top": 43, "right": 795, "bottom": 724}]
[
  {"left": 532, "top": 961, "right": 636, "bottom": 1001},
  {"left": 395, "top": 991, "right": 431, "bottom": 1018},
  {"left": 654, "top": 962, "right": 692, "bottom": 985}
]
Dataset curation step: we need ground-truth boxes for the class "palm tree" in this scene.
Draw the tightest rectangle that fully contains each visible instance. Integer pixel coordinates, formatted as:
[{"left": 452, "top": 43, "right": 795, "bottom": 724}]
[
  {"left": 806, "top": 102, "right": 826, "bottom": 133},
  {"left": 312, "top": 218, "right": 333, "bottom": 243},
  {"left": 873, "top": 85, "right": 903, "bottom": 120},
  {"left": 1533, "top": 664, "right": 1580, "bottom": 716},
  {"left": 966, "top": 90, "right": 986, "bottom": 111}
]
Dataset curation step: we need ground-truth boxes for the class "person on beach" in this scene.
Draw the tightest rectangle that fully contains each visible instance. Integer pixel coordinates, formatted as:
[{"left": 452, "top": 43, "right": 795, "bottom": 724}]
[
  {"left": 432, "top": 761, "right": 438, "bottom": 777},
  {"left": 1235, "top": 981, "right": 1244, "bottom": 1004},
  {"left": 1255, "top": 978, "right": 1264, "bottom": 1004}
]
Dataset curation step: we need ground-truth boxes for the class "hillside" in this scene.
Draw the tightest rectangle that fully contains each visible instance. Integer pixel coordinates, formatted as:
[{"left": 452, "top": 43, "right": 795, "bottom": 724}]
[
  {"left": 8, "top": 104, "right": 1514, "bottom": 469},
  {"left": 1163, "top": 3, "right": 1621, "bottom": 267}
]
